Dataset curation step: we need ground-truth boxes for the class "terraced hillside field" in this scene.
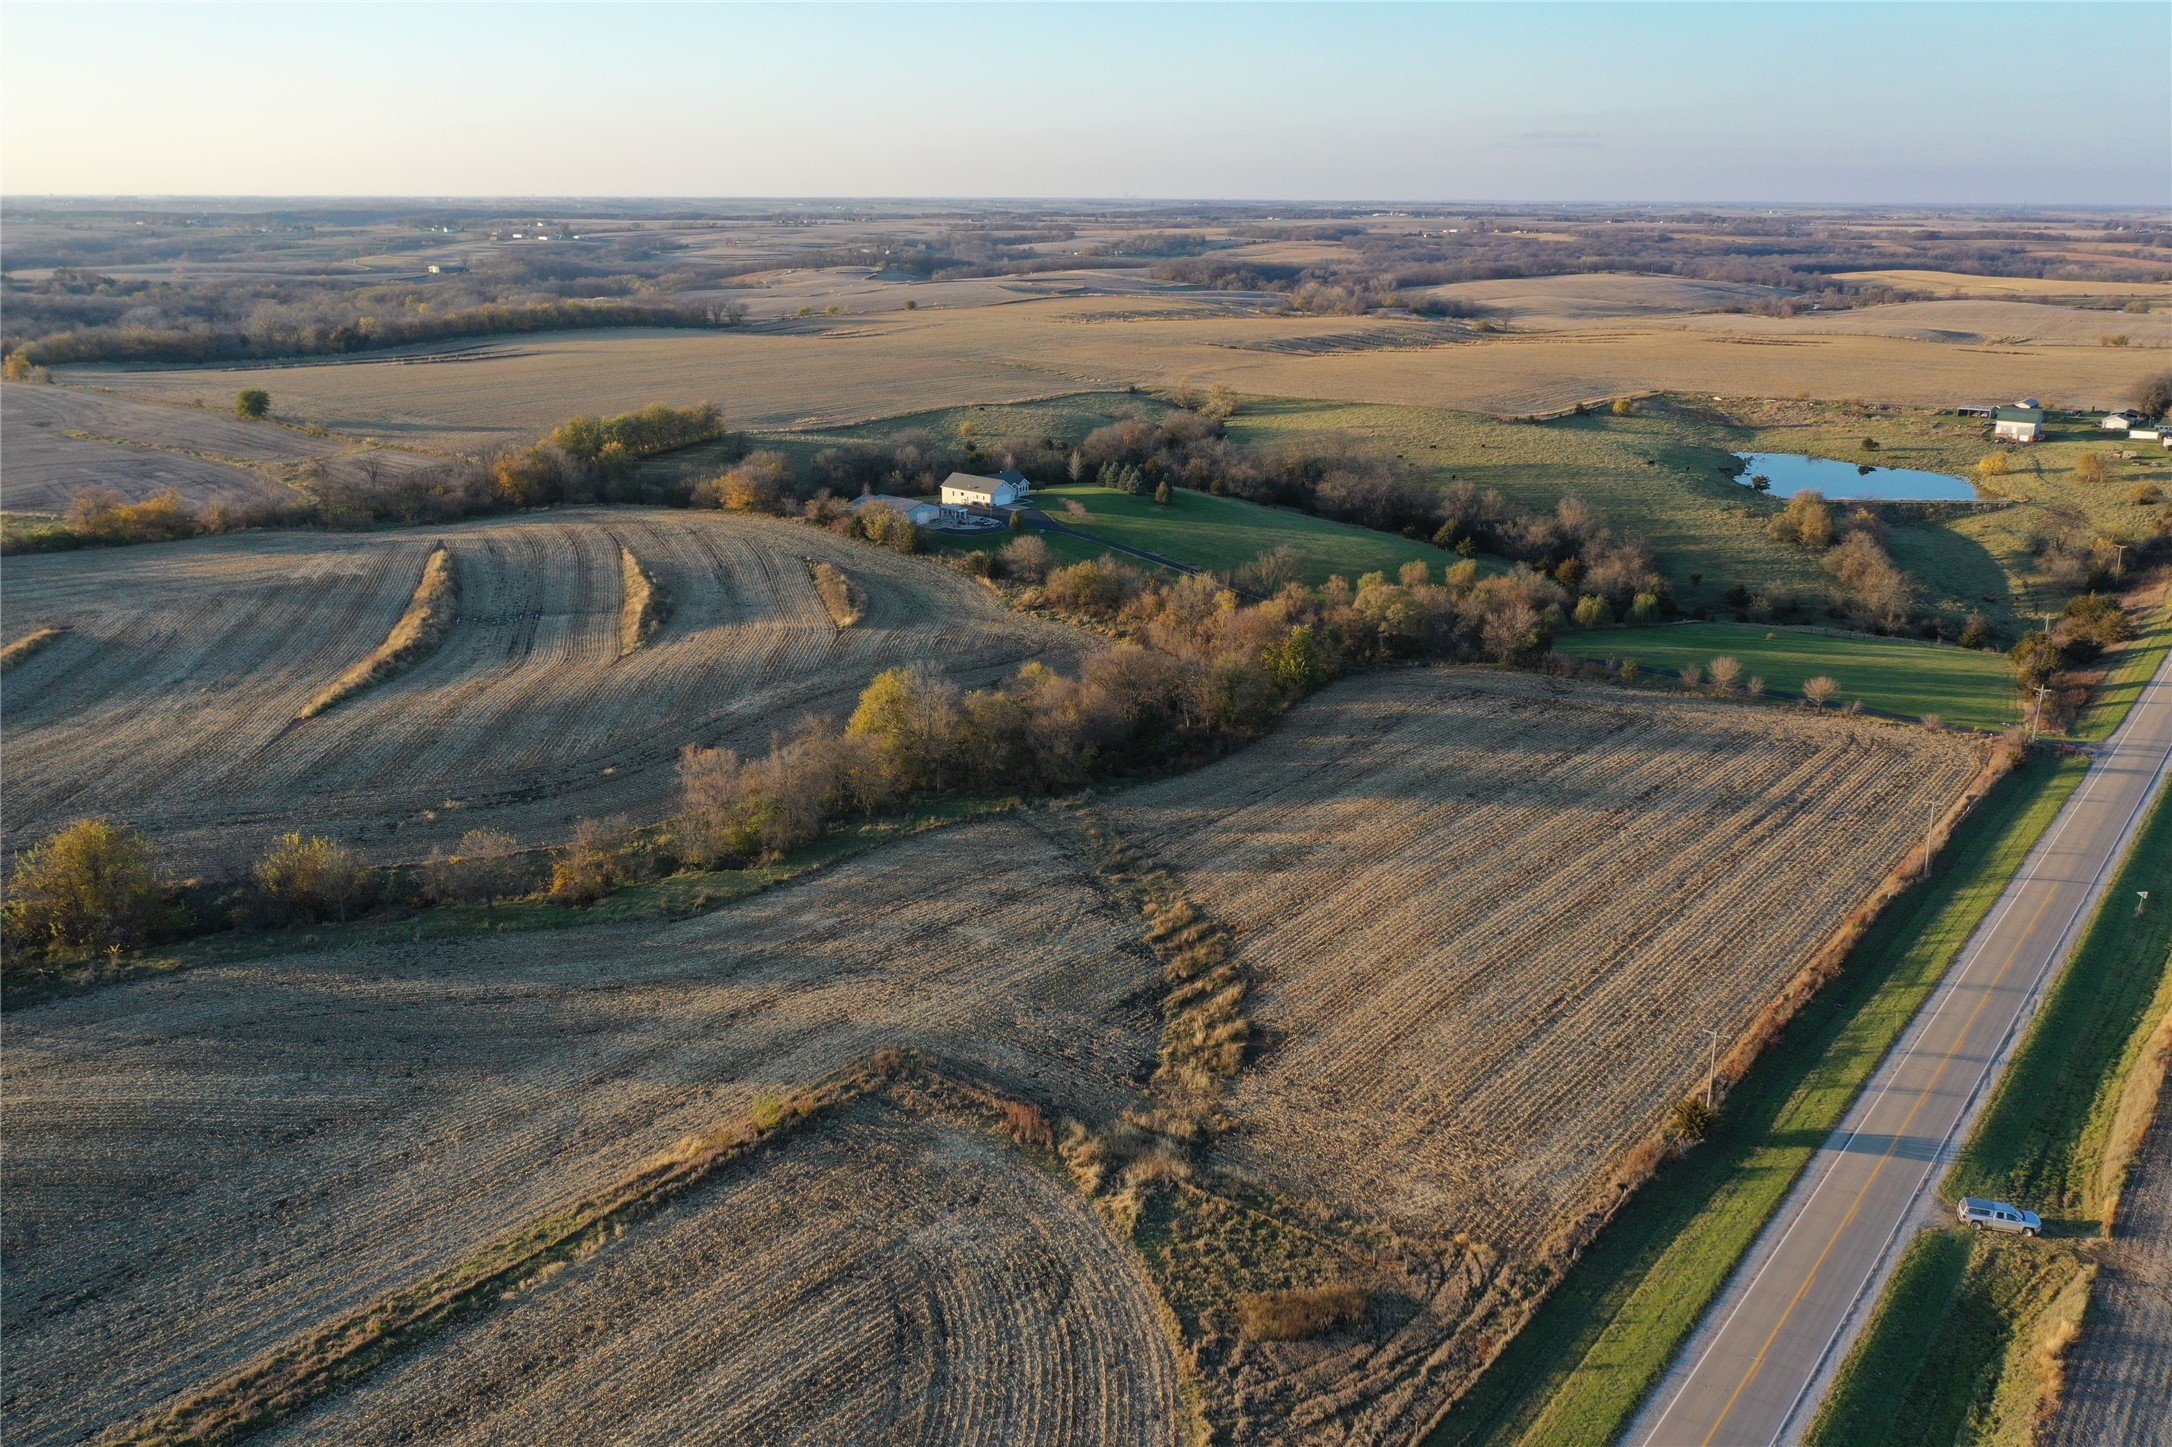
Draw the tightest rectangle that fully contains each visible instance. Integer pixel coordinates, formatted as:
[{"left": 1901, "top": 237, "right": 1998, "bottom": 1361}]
[
  {"left": 1, "top": 508, "right": 1085, "bottom": 866},
  {"left": 1105, "top": 669, "right": 1986, "bottom": 1250},
  {"left": 258, "top": 1099, "right": 1181, "bottom": 1447},
  {"left": 0, "top": 816, "right": 1165, "bottom": 1447}
]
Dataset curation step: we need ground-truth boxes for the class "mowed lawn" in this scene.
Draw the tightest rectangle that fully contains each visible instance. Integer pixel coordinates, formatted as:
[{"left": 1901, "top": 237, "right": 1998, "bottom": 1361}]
[
  {"left": 1554, "top": 621, "right": 2020, "bottom": 730},
  {"left": 947, "top": 483, "right": 1465, "bottom": 586}
]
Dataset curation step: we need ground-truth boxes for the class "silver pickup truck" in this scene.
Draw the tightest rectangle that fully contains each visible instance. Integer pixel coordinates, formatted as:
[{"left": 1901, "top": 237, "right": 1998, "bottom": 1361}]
[{"left": 1958, "top": 1196, "right": 2040, "bottom": 1236}]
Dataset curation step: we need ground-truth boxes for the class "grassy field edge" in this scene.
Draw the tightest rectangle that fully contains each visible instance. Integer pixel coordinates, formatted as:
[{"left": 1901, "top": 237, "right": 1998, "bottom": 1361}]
[{"left": 1425, "top": 750, "right": 2088, "bottom": 1447}]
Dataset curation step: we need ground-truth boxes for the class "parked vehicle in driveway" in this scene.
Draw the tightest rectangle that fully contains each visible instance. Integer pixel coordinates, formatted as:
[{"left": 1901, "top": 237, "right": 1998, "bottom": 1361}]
[{"left": 1958, "top": 1196, "right": 2040, "bottom": 1236}]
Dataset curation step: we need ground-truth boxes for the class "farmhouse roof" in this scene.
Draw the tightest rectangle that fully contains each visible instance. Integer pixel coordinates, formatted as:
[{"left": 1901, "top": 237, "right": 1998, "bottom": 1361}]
[
  {"left": 1993, "top": 406, "right": 2045, "bottom": 424},
  {"left": 992, "top": 468, "right": 1030, "bottom": 488},
  {"left": 941, "top": 472, "right": 1004, "bottom": 498}
]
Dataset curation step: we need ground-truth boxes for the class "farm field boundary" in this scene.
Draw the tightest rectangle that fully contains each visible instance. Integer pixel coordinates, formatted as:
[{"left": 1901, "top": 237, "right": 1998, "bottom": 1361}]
[
  {"left": 1, "top": 794, "right": 1021, "bottom": 1008},
  {"left": 1425, "top": 750, "right": 2087, "bottom": 1447},
  {"left": 1805, "top": 785, "right": 2172, "bottom": 1445}
]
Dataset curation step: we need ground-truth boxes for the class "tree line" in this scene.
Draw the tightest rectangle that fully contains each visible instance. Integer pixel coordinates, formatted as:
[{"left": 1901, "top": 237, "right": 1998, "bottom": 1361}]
[{"left": 6, "top": 297, "right": 745, "bottom": 371}]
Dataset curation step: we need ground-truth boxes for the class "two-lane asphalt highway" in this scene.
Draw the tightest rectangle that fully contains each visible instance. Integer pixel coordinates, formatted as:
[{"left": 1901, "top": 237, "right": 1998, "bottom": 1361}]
[{"left": 1627, "top": 643, "right": 2172, "bottom": 1447}]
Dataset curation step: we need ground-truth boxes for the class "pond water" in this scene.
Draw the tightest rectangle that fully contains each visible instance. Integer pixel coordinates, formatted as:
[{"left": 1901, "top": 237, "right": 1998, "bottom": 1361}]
[{"left": 1733, "top": 452, "right": 1979, "bottom": 502}]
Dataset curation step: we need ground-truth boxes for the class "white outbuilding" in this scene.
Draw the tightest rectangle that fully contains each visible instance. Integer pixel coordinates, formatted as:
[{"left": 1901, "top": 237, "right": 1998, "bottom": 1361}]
[
  {"left": 1992, "top": 407, "right": 2046, "bottom": 443},
  {"left": 851, "top": 494, "right": 942, "bottom": 527},
  {"left": 2103, "top": 410, "right": 2144, "bottom": 431}
]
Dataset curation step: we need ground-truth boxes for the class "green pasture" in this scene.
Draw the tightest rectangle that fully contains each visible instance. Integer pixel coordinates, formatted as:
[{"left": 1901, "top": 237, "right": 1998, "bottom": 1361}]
[{"left": 1554, "top": 620, "right": 2019, "bottom": 729}]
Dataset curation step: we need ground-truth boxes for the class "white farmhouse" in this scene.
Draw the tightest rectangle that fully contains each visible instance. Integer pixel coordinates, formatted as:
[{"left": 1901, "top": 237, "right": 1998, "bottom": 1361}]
[
  {"left": 1992, "top": 406, "right": 2046, "bottom": 443},
  {"left": 938, "top": 470, "right": 1031, "bottom": 509}
]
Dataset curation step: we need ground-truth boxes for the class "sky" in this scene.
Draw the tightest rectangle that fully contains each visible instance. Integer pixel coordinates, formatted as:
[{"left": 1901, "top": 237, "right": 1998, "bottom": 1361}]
[{"left": 3, "top": 2, "right": 2166, "bottom": 204}]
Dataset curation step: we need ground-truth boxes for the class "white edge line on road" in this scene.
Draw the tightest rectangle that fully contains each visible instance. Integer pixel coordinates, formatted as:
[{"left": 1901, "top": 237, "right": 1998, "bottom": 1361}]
[
  {"left": 1771, "top": 674, "right": 2172, "bottom": 1445},
  {"left": 1637, "top": 654, "right": 2172, "bottom": 1447},
  {"left": 1772, "top": 725, "right": 2172, "bottom": 1433}
]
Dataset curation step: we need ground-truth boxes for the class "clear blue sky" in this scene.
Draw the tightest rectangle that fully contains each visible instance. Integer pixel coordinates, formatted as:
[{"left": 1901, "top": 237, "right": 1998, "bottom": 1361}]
[{"left": 4, "top": 2, "right": 2165, "bottom": 203}]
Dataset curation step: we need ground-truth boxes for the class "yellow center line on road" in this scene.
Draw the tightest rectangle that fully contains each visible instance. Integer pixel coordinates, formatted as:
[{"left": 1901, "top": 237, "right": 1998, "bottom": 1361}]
[{"left": 1695, "top": 882, "right": 2062, "bottom": 1447}]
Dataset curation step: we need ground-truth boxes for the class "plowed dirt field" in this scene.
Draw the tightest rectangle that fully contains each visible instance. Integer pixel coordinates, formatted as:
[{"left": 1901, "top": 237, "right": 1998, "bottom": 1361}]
[
  {"left": 0, "top": 815, "right": 1164, "bottom": 1447},
  {"left": 1, "top": 508, "right": 1084, "bottom": 866}
]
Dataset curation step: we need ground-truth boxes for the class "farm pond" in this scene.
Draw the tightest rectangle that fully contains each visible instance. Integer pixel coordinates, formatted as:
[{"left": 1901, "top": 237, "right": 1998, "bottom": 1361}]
[{"left": 1733, "top": 452, "right": 1979, "bottom": 501}]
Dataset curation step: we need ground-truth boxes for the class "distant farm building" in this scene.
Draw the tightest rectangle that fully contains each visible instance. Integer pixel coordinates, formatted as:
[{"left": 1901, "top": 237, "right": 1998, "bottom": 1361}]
[
  {"left": 1993, "top": 406, "right": 2046, "bottom": 443},
  {"left": 939, "top": 471, "right": 1031, "bottom": 509},
  {"left": 426, "top": 262, "right": 468, "bottom": 275},
  {"left": 1956, "top": 404, "right": 1997, "bottom": 418},
  {"left": 2102, "top": 409, "right": 2145, "bottom": 431}
]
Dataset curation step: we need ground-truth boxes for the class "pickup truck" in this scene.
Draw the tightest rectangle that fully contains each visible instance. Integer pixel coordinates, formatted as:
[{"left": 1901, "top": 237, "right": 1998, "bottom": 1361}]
[{"left": 1957, "top": 1197, "right": 2040, "bottom": 1236}]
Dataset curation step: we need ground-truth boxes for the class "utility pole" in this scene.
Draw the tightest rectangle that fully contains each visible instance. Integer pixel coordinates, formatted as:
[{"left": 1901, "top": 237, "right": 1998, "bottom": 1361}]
[
  {"left": 1923, "top": 800, "right": 1938, "bottom": 881},
  {"left": 2112, "top": 542, "right": 2128, "bottom": 579},
  {"left": 1701, "top": 1027, "right": 1723, "bottom": 1111},
  {"left": 2030, "top": 683, "right": 2051, "bottom": 740}
]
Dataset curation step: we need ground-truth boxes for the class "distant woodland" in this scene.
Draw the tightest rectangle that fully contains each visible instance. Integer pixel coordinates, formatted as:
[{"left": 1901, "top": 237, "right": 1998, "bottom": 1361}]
[{"left": 3, "top": 203, "right": 2165, "bottom": 368}]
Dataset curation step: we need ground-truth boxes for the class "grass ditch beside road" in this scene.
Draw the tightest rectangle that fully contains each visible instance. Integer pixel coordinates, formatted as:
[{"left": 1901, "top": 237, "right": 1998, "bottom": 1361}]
[
  {"left": 1804, "top": 1232, "right": 2093, "bottom": 1447},
  {"left": 1427, "top": 750, "right": 2087, "bottom": 1447},
  {"left": 1802, "top": 786, "right": 2172, "bottom": 1445}
]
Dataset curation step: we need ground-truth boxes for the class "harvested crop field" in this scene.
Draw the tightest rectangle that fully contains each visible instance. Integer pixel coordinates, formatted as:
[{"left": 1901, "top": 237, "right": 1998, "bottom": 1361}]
[
  {"left": 63, "top": 294, "right": 2160, "bottom": 456},
  {"left": 257, "top": 1098, "right": 1180, "bottom": 1447},
  {"left": 1833, "top": 269, "right": 2172, "bottom": 299},
  {"left": 1416, "top": 273, "right": 1794, "bottom": 329},
  {"left": 1, "top": 382, "right": 317, "bottom": 514},
  {"left": 1686, "top": 297, "right": 2172, "bottom": 347},
  {"left": 0, "top": 814, "right": 1167, "bottom": 1446},
  {"left": 1103, "top": 669, "right": 1986, "bottom": 1244},
  {"left": 1, "top": 508, "right": 1085, "bottom": 865}
]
